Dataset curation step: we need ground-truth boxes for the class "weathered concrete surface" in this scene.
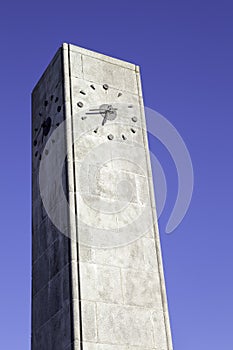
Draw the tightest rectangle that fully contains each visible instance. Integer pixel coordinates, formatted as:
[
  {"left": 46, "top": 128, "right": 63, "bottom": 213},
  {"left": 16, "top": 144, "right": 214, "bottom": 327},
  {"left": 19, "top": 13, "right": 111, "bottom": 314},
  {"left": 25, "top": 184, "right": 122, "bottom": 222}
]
[{"left": 32, "top": 43, "right": 173, "bottom": 350}]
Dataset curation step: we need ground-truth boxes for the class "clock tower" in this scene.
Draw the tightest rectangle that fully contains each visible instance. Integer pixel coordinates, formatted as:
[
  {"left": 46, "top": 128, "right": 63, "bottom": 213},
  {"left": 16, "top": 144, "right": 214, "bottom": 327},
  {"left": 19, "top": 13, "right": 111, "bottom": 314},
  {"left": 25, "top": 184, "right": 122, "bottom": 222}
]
[{"left": 32, "top": 43, "right": 173, "bottom": 350}]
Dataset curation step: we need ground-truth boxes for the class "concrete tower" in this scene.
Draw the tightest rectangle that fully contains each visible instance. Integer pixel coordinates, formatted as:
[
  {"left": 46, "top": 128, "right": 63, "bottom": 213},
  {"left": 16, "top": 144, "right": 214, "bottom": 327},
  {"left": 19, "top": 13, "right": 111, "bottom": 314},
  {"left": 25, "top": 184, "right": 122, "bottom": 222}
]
[{"left": 32, "top": 43, "right": 173, "bottom": 350}]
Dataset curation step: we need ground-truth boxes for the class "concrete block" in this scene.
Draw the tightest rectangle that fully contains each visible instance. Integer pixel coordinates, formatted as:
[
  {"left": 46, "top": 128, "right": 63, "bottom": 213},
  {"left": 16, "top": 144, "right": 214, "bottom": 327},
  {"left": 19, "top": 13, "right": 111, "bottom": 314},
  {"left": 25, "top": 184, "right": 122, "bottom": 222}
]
[
  {"left": 32, "top": 249, "right": 49, "bottom": 296},
  {"left": 152, "top": 310, "right": 168, "bottom": 349},
  {"left": 81, "top": 301, "right": 97, "bottom": 342},
  {"left": 32, "top": 300, "right": 72, "bottom": 350},
  {"left": 48, "top": 236, "right": 70, "bottom": 280},
  {"left": 32, "top": 214, "right": 60, "bottom": 263},
  {"left": 82, "top": 55, "right": 138, "bottom": 94},
  {"left": 70, "top": 50, "right": 83, "bottom": 78},
  {"left": 92, "top": 238, "right": 145, "bottom": 269},
  {"left": 69, "top": 44, "right": 136, "bottom": 71},
  {"left": 83, "top": 343, "right": 158, "bottom": 350},
  {"left": 80, "top": 263, "right": 123, "bottom": 303},
  {"left": 48, "top": 264, "right": 70, "bottom": 320},
  {"left": 121, "top": 268, "right": 162, "bottom": 308},
  {"left": 96, "top": 303, "right": 155, "bottom": 347}
]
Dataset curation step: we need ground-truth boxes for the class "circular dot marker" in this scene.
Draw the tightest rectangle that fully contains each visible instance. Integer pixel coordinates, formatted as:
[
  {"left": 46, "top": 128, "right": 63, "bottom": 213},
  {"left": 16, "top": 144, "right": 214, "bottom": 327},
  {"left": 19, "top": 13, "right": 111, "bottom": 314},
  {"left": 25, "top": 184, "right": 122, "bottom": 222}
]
[
  {"left": 77, "top": 102, "right": 83, "bottom": 108},
  {"left": 103, "top": 84, "right": 109, "bottom": 90},
  {"left": 132, "top": 116, "right": 137, "bottom": 122},
  {"left": 107, "top": 134, "right": 114, "bottom": 140}
]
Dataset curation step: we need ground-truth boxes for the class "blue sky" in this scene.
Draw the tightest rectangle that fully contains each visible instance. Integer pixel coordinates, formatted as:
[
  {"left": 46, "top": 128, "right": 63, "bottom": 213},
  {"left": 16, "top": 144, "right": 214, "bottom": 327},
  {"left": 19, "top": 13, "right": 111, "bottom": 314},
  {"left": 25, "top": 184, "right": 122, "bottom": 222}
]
[{"left": 0, "top": 0, "right": 233, "bottom": 348}]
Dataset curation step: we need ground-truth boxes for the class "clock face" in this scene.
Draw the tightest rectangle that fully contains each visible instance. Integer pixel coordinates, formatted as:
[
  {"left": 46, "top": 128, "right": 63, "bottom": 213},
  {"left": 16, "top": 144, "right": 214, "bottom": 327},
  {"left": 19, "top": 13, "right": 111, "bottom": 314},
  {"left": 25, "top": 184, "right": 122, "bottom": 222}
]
[
  {"left": 72, "top": 80, "right": 143, "bottom": 147},
  {"left": 32, "top": 83, "right": 64, "bottom": 165}
]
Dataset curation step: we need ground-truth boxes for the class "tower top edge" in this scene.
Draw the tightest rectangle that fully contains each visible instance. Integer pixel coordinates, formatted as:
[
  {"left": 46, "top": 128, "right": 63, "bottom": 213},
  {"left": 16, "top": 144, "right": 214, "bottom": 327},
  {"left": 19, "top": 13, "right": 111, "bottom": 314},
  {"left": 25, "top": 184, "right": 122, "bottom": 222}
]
[
  {"left": 63, "top": 42, "right": 138, "bottom": 71},
  {"left": 32, "top": 43, "right": 140, "bottom": 94}
]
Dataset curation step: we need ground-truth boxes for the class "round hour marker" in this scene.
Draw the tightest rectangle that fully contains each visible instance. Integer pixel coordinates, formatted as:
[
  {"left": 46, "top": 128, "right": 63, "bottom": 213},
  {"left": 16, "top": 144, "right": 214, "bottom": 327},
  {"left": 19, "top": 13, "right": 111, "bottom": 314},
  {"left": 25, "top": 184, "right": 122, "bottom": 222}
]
[
  {"left": 107, "top": 134, "right": 114, "bottom": 140},
  {"left": 132, "top": 116, "right": 137, "bottom": 122},
  {"left": 103, "top": 84, "right": 109, "bottom": 90},
  {"left": 77, "top": 102, "right": 83, "bottom": 108}
]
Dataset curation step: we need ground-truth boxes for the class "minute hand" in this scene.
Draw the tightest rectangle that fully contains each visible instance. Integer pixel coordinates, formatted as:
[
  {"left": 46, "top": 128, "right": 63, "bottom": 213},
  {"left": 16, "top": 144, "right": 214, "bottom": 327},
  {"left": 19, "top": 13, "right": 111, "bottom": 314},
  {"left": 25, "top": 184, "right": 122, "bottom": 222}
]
[
  {"left": 85, "top": 111, "right": 101, "bottom": 115},
  {"left": 85, "top": 108, "right": 117, "bottom": 116}
]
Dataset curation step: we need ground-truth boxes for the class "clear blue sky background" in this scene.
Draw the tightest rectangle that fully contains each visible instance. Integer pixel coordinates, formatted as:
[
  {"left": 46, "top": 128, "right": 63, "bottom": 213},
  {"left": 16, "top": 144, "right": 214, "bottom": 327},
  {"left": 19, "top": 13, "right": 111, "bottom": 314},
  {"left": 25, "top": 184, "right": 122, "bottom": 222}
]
[{"left": 0, "top": 0, "right": 232, "bottom": 349}]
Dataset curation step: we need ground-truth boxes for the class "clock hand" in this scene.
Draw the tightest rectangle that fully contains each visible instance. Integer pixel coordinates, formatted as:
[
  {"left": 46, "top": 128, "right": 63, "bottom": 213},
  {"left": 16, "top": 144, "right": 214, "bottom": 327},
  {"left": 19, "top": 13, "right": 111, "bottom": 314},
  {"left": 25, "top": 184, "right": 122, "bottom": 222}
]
[
  {"left": 85, "top": 112, "right": 101, "bottom": 115},
  {"left": 34, "top": 124, "right": 42, "bottom": 138},
  {"left": 102, "top": 110, "right": 108, "bottom": 126},
  {"left": 86, "top": 108, "right": 117, "bottom": 115},
  {"left": 84, "top": 106, "right": 118, "bottom": 126}
]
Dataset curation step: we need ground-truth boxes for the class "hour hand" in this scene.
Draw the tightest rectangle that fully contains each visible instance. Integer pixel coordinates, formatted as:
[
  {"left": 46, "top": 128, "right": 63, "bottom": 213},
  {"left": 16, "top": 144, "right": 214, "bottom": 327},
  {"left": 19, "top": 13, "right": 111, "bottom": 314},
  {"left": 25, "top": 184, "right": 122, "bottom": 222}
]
[{"left": 102, "top": 112, "right": 107, "bottom": 126}]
